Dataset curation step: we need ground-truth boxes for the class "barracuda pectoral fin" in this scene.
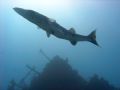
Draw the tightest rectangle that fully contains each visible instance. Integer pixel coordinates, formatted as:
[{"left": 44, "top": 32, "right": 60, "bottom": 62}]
[
  {"left": 70, "top": 40, "right": 77, "bottom": 45},
  {"left": 46, "top": 32, "right": 51, "bottom": 38}
]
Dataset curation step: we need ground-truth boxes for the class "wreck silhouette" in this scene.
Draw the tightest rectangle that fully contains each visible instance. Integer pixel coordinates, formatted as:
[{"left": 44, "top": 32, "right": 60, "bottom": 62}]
[{"left": 8, "top": 55, "right": 120, "bottom": 90}]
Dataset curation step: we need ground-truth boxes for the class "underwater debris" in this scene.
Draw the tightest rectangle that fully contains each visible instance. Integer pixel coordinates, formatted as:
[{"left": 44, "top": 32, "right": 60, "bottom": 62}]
[
  {"left": 26, "top": 65, "right": 40, "bottom": 75},
  {"left": 86, "top": 74, "right": 118, "bottom": 90},
  {"left": 7, "top": 79, "right": 24, "bottom": 90},
  {"left": 8, "top": 79, "right": 16, "bottom": 90},
  {"left": 39, "top": 49, "right": 51, "bottom": 61},
  {"left": 28, "top": 55, "right": 87, "bottom": 90},
  {"left": 8, "top": 55, "right": 119, "bottom": 90}
]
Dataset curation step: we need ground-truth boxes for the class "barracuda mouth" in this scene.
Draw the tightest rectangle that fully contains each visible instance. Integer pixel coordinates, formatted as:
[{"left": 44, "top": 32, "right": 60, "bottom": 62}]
[
  {"left": 14, "top": 7, "right": 24, "bottom": 13},
  {"left": 13, "top": 7, "right": 28, "bottom": 18}
]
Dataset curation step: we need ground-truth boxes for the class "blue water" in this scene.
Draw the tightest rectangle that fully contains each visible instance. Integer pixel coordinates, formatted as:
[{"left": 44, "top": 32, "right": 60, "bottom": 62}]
[{"left": 1, "top": 0, "right": 120, "bottom": 90}]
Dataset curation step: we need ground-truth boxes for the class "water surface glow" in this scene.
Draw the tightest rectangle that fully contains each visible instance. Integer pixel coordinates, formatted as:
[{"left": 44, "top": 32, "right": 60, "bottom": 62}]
[{"left": 0, "top": 0, "right": 120, "bottom": 90}]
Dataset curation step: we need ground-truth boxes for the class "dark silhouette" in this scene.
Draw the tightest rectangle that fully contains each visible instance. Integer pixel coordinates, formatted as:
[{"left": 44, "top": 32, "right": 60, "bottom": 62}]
[
  {"left": 8, "top": 79, "right": 16, "bottom": 90},
  {"left": 8, "top": 55, "right": 119, "bottom": 90},
  {"left": 29, "top": 55, "right": 87, "bottom": 90},
  {"left": 86, "top": 74, "right": 118, "bottom": 90}
]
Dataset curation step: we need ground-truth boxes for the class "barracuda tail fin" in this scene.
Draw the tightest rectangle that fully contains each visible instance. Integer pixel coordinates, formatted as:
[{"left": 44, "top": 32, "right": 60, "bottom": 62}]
[{"left": 88, "top": 30, "right": 99, "bottom": 46}]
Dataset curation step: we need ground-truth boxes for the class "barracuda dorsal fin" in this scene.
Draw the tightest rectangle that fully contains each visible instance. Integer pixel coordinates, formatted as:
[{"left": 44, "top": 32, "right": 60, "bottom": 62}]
[
  {"left": 69, "top": 28, "right": 76, "bottom": 34},
  {"left": 46, "top": 32, "right": 51, "bottom": 37}
]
